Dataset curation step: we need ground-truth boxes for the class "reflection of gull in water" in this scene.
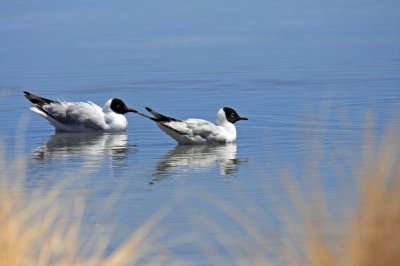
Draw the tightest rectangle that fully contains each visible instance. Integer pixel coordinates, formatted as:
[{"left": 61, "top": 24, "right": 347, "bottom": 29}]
[
  {"left": 151, "top": 143, "right": 246, "bottom": 184},
  {"left": 33, "top": 132, "right": 130, "bottom": 162}
]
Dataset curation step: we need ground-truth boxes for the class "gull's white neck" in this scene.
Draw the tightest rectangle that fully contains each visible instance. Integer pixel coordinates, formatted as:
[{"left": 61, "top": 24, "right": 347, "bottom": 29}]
[
  {"left": 102, "top": 99, "right": 128, "bottom": 131},
  {"left": 216, "top": 108, "right": 237, "bottom": 141},
  {"left": 103, "top": 99, "right": 114, "bottom": 113}
]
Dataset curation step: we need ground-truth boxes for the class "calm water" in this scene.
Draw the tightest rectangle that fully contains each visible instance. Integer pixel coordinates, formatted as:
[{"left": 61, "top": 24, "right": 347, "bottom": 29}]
[{"left": 1, "top": 0, "right": 400, "bottom": 263}]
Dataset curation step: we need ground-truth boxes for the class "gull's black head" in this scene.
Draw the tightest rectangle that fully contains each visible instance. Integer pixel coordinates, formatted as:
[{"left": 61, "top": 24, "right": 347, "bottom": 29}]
[
  {"left": 223, "top": 107, "right": 248, "bottom": 124},
  {"left": 110, "top": 98, "right": 137, "bottom": 114}
]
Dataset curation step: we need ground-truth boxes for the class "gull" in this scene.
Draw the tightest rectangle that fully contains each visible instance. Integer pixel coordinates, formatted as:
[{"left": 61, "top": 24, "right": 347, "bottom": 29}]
[
  {"left": 137, "top": 106, "right": 248, "bottom": 145},
  {"left": 24, "top": 91, "right": 137, "bottom": 132}
]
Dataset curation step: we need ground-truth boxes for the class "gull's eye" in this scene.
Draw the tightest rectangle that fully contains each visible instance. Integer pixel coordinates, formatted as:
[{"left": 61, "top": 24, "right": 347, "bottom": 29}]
[{"left": 231, "top": 114, "right": 235, "bottom": 117}]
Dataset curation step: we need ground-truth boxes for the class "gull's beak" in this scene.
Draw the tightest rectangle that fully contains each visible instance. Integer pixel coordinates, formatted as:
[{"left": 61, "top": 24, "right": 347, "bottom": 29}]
[
  {"left": 239, "top": 116, "right": 248, "bottom": 121},
  {"left": 126, "top": 108, "right": 138, "bottom": 113}
]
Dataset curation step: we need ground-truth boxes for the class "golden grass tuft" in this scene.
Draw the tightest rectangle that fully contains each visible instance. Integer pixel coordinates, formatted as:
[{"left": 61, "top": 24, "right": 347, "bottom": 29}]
[
  {"left": 0, "top": 145, "right": 184, "bottom": 266},
  {"left": 182, "top": 125, "right": 400, "bottom": 266},
  {"left": 288, "top": 126, "right": 400, "bottom": 266},
  {"left": 339, "top": 132, "right": 399, "bottom": 266}
]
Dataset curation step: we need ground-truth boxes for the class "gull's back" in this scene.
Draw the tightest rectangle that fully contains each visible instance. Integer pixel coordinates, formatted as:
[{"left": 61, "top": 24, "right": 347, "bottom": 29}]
[
  {"left": 158, "top": 118, "right": 226, "bottom": 145},
  {"left": 32, "top": 101, "right": 106, "bottom": 132}
]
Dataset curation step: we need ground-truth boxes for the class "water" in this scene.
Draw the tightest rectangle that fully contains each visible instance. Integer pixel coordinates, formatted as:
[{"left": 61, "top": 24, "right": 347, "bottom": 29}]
[{"left": 1, "top": 0, "right": 400, "bottom": 263}]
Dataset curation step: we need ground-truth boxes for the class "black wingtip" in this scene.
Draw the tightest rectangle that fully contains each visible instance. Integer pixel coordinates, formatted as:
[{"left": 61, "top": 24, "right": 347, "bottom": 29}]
[
  {"left": 144, "top": 107, "right": 181, "bottom": 122},
  {"left": 23, "top": 91, "right": 57, "bottom": 106},
  {"left": 23, "top": 91, "right": 31, "bottom": 98},
  {"left": 23, "top": 91, "right": 33, "bottom": 101}
]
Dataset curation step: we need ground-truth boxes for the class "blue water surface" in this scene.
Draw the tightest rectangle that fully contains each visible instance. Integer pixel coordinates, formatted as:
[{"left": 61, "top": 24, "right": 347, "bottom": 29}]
[{"left": 1, "top": 0, "right": 399, "bottom": 263}]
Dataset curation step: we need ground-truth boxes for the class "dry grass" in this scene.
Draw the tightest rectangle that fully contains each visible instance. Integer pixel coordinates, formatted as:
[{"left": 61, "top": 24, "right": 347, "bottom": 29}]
[
  {"left": 184, "top": 125, "right": 400, "bottom": 266},
  {"left": 0, "top": 124, "right": 399, "bottom": 265},
  {"left": 298, "top": 129, "right": 400, "bottom": 266},
  {"left": 0, "top": 145, "right": 185, "bottom": 266}
]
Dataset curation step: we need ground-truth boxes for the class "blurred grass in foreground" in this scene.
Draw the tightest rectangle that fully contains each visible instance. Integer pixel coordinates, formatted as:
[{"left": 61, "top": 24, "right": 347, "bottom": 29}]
[
  {"left": 284, "top": 125, "right": 400, "bottom": 266},
  {"left": 0, "top": 124, "right": 399, "bottom": 266},
  {"left": 0, "top": 143, "right": 185, "bottom": 266}
]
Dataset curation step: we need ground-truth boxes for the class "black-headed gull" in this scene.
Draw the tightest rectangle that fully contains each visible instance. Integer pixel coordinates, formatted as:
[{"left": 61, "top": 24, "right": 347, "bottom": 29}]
[
  {"left": 137, "top": 106, "right": 248, "bottom": 145},
  {"left": 24, "top": 91, "right": 137, "bottom": 132}
]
